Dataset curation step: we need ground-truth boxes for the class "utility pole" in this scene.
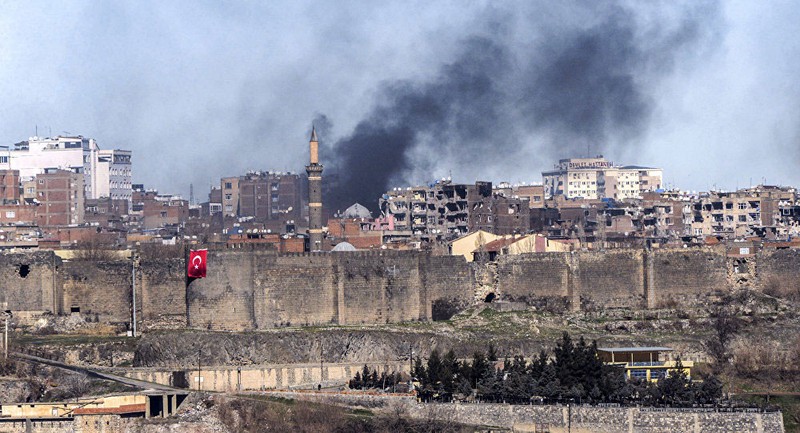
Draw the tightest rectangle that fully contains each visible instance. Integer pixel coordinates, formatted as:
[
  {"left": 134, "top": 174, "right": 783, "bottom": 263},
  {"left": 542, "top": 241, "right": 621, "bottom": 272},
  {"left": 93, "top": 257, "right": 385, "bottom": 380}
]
[
  {"left": 409, "top": 343, "right": 412, "bottom": 378},
  {"left": 3, "top": 311, "right": 11, "bottom": 359},
  {"left": 568, "top": 398, "right": 573, "bottom": 433},
  {"left": 197, "top": 348, "right": 202, "bottom": 392},
  {"left": 4, "top": 316, "right": 8, "bottom": 358}
]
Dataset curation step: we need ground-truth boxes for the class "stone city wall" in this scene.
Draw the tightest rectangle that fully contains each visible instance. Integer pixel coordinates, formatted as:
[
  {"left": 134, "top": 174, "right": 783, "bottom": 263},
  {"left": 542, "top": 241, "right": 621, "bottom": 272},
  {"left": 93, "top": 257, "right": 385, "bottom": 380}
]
[
  {"left": 186, "top": 250, "right": 474, "bottom": 331},
  {"left": 0, "top": 246, "right": 797, "bottom": 330}
]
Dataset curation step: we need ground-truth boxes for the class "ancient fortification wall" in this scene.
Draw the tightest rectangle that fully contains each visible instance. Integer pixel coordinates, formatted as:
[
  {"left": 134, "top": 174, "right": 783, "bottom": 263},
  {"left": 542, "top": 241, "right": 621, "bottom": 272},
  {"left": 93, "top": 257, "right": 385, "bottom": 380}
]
[
  {"left": 756, "top": 248, "right": 800, "bottom": 295},
  {"left": 494, "top": 247, "right": 739, "bottom": 312},
  {"left": 0, "top": 251, "right": 59, "bottom": 315},
  {"left": 649, "top": 248, "right": 729, "bottom": 306},
  {"left": 575, "top": 250, "right": 644, "bottom": 310},
  {"left": 61, "top": 260, "right": 131, "bottom": 323},
  {"left": 139, "top": 258, "right": 186, "bottom": 329},
  {"left": 0, "top": 246, "right": 797, "bottom": 330},
  {"left": 187, "top": 250, "right": 474, "bottom": 331}
]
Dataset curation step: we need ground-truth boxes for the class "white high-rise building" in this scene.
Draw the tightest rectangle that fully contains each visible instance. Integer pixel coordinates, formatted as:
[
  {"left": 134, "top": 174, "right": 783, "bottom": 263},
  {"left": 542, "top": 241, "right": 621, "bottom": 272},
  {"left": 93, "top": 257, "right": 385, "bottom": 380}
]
[
  {"left": 542, "top": 156, "right": 663, "bottom": 200},
  {"left": 0, "top": 136, "right": 132, "bottom": 201}
]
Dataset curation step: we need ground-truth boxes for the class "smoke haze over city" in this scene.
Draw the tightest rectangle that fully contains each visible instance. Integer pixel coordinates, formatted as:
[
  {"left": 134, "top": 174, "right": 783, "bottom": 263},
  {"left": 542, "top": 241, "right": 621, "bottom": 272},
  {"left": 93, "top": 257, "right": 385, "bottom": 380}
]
[{"left": 1, "top": 1, "right": 799, "bottom": 211}]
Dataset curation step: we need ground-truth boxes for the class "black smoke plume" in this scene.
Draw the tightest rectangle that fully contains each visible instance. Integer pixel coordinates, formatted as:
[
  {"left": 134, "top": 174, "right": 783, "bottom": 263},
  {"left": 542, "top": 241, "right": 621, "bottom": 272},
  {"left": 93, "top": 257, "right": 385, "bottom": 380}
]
[{"left": 321, "top": 3, "right": 719, "bottom": 213}]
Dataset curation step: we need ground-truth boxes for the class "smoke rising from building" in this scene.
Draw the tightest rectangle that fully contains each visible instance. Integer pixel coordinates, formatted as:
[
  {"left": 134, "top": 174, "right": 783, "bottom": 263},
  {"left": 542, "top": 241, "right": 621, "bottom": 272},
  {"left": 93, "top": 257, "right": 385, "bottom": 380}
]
[
  {"left": 2, "top": 1, "right": 799, "bottom": 205},
  {"left": 322, "top": 3, "right": 720, "bottom": 212}
]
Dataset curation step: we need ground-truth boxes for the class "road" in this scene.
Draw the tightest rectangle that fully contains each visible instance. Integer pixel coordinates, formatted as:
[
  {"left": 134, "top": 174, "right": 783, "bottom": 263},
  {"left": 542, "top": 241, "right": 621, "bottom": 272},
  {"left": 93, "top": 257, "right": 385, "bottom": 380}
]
[{"left": 11, "top": 352, "right": 178, "bottom": 392}]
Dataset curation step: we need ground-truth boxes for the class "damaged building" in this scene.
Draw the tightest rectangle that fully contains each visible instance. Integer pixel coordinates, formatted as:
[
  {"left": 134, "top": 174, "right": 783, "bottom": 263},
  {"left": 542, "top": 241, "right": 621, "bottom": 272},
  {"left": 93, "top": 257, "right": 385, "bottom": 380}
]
[{"left": 379, "top": 180, "right": 530, "bottom": 246}]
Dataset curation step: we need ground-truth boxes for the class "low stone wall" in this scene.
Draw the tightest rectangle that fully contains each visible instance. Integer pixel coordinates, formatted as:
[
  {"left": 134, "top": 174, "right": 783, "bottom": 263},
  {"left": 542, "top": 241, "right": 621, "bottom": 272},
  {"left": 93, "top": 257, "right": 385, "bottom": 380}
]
[
  {"left": 0, "top": 419, "right": 74, "bottom": 433},
  {"left": 119, "top": 360, "right": 410, "bottom": 392},
  {"left": 420, "top": 404, "right": 784, "bottom": 433},
  {"left": 259, "top": 391, "right": 785, "bottom": 433}
]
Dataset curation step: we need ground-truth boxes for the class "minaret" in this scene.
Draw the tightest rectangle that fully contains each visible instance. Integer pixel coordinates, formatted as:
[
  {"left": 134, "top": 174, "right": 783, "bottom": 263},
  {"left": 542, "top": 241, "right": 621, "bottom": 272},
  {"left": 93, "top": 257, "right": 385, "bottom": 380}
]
[{"left": 306, "top": 126, "right": 324, "bottom": 251}]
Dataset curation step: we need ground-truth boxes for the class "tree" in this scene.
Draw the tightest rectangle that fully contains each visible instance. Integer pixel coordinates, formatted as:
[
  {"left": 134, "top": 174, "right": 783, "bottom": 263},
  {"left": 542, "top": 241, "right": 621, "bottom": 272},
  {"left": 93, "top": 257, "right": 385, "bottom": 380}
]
[
  {"left": 657, "top": 357, "right": 692, "bottom": 406},
  {"left": 487, "top": 344, "right": 498, "bottom": 362},
  {"left": 705, "top": 308, "right": 742, "bottom": 373},
  {"left": 553, "top": 332, "right": 578, "bottom": 390},
  {"left": 694, "top": 373, "right": 723, "bottom": 405}
]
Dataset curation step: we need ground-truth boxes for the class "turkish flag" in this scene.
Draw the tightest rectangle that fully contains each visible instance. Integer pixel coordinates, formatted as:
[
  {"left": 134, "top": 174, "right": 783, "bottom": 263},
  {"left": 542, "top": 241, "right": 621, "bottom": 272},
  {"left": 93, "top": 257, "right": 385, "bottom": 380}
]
[{"left": 188, "top": 249, "right": 207, "bottom": 278}]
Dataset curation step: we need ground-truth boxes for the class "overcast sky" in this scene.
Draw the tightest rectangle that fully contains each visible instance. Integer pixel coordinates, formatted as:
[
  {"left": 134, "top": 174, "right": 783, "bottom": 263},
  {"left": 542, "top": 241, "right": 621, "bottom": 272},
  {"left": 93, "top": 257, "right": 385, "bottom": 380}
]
[{"left": 1, "top": 1, "right": 798, "bottom": 207}]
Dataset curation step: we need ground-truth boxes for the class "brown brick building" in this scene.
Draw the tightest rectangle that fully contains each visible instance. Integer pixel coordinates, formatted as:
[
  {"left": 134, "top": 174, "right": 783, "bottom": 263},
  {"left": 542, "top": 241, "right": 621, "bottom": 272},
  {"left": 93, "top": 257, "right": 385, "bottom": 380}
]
[{"left": 35, "top": 169, "right": 84, "bottom": 226}]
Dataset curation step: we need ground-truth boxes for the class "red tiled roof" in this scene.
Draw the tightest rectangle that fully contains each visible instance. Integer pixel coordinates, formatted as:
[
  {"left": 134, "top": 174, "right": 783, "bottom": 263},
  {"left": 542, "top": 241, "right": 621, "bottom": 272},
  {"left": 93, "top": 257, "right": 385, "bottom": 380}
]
[
  {"left": 478, "top": 237, "right": 519, "bottom": 253},
  {"left": 73, "top": 403, "right": 146, "bottom": 415}
]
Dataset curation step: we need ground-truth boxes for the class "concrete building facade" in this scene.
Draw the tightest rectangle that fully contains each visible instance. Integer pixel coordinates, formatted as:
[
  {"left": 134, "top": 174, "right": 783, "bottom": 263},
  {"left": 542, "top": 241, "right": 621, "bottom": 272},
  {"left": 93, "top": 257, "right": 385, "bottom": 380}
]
[
  {"left": 2, "top": 136, "right": 132, "bottom": 201},
  {"left": 0, "top": 170, "right": 20, "bottom": 203},
  {"left": 35, "top": 169, "right": 85, "bottom": 227},
  {"left": 543, "top": 157, "right": 663, "bottom": 200},
  {"left": 379, "top": 180, "right": 530, "bottom": 244}
]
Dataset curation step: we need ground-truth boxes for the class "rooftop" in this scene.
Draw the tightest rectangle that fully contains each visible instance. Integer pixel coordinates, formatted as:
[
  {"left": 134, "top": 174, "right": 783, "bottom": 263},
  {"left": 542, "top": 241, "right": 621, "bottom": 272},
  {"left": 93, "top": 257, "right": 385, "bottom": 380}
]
[{"left": 596, "top": 347, "right": 673, "bottom": 353}]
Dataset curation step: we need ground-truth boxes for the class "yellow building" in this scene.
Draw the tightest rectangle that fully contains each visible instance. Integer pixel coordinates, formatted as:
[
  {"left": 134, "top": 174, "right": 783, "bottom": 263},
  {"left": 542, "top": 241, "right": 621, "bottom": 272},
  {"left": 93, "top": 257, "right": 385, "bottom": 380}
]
[
  {"left": 449, "top": 230, "right": 502, "bottom": 262},
  {"left": 1, "top": 394, "right": 145, "bottom": 419},
  {"left": 596, "top": 347, "right": 692, "bottom": 381}
]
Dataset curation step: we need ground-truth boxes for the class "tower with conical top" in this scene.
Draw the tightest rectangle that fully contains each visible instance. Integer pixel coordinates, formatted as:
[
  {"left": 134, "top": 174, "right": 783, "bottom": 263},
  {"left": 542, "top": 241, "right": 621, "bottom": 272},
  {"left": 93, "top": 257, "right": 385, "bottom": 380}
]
[{"left": 306, "top": 126, "right": 324, "bottom": 251}]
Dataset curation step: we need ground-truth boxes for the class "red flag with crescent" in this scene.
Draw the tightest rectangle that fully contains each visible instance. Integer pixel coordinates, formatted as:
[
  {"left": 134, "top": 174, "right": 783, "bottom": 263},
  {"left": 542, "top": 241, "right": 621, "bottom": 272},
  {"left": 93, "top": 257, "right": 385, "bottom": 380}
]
[{"left": 188, "top": 249, "right": 207, "bottom": 278}]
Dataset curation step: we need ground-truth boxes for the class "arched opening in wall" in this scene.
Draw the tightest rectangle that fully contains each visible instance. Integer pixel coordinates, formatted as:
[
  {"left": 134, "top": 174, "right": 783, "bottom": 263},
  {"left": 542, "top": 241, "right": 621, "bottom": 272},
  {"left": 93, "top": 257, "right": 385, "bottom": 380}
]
[
  {"left": 484, "top": 293, "right": 496, "bottom": 303},
  {"left": 18, "top": 264, "right": 30, "bottom": 278},
  {"left": 70, "top": 306, "right": 80, "bottom": 314},
  {"left": 431, "top": 299, "right": 458, "bottom": 321}
]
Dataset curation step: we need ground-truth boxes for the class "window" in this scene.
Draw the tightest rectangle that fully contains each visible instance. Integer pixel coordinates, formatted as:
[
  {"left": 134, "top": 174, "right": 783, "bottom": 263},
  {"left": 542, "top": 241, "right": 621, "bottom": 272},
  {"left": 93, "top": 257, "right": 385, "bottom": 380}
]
[
  {"left": 630, "top": 369, "right": 648, "bottom": 379},
  {"left": 738, "top": 215, "right": 747, "bottom": 222},
  {"left": 738, "top": 203, "right": 747, "bottom": 210},
  {"left": 160, "top": 211, "right": 167, "bottom": 218},
  {"left": 5, "top": 211, "right": 14, "bottom": 218},
  {"left": 224, "top": 194, "right": 232, "bottom": 200},
  {"left": 224, "top": 182, "right": 232, "bottom": 189},
  {"left": 650, "top": 370, "right": 667, "bottom": 380},
  {"left": 0, "top": 156, "right": 7, "bottom": 164}
]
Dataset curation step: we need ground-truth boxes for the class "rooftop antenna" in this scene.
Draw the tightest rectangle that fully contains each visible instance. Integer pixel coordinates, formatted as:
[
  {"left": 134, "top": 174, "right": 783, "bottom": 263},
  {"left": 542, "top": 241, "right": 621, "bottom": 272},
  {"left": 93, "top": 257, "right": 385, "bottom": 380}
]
[{"left": 35, "top": 125, "right": 38, "bottom": 137}]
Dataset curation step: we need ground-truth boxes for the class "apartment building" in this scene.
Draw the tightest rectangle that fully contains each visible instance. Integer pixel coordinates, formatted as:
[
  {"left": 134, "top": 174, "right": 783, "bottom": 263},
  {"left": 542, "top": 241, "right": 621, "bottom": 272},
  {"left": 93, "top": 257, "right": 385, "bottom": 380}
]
[
  {"left": 35, "top": 169, "right": 84, "bottom": 226},
  {"left": 2, "top": 136, "right": 132, "bottom": 201},
  {"left": 542, "top": 157, "right": 663, "bottom": 200},
  {"left": 379, "top": 180, "right": 529, "bottom": 244},
  {"left": 220, "top": 171, "right": 302, "bottom": 230},
  {"left": 92, "top": 149, "right": 132, "bottom": 201},
  {"left": 689, "top": 186, "right": 798, "bottom": 239},
  {"left": 130, "top": 189, "right": 189, "bottom": 231},
  {"left": 0, "top": 170, "right": 20, "bottom": 203}
]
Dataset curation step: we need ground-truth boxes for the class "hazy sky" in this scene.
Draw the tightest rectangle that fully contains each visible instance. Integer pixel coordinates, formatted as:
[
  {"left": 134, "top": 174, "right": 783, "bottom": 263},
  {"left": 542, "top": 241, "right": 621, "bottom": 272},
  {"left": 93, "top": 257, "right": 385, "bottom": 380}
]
[{"left": 1, "top": 1, "right": 798, "bottom": 208}]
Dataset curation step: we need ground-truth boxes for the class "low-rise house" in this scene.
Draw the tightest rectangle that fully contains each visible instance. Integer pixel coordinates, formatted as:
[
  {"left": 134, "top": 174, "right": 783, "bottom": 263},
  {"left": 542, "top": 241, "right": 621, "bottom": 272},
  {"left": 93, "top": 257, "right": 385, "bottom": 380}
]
[{"left": 596, "top": 346, "right": 692, "bottom": 382}]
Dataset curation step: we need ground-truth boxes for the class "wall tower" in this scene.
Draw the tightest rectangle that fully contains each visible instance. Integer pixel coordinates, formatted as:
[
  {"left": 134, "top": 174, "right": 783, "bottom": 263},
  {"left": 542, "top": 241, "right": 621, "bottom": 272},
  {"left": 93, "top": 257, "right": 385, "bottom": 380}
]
[{"left": 306, "top": 126, "right": 324, "bottom": 251}]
